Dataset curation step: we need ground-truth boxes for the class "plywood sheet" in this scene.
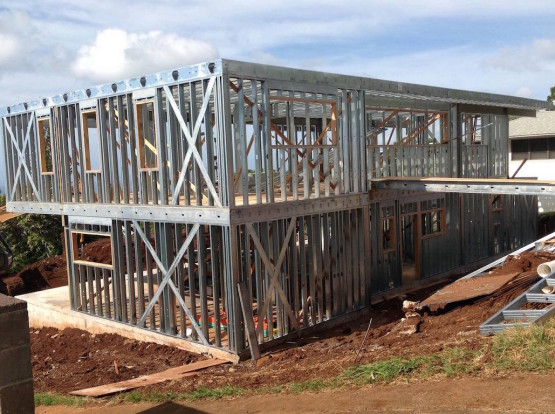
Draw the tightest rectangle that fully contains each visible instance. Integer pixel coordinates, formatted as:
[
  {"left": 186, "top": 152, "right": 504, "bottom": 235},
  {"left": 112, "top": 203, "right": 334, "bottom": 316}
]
[{"left": 421, "top": 271, "right": 521, "bottom": 310}]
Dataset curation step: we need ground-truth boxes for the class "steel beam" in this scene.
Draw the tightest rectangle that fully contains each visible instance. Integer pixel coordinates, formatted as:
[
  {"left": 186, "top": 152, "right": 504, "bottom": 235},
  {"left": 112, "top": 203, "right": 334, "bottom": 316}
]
[
  {"left": 371, "top": 177, "right": 555, "bottom": 197},
  {"left": 2, "top": 61, "right": 223, "bottom": 116},
  {"left": 229, "top": 194, "right": 367, "bottom": 224},
  {"left": 6, "top": 201, "right": 230, "bottom": 225}
]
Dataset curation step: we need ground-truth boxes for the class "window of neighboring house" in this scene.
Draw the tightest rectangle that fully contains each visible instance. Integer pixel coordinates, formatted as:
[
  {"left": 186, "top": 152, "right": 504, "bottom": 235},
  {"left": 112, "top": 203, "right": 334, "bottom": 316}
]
[
  {"left": 421, "top": 197, "right": 445, "bottom": 237},
  {"left": 135, "top": 100, "right": 159, "bottom": 170},
  {"left": 549, "top": 137, "right": 555, "bottom": 159},
  {"left": 381, "top": 206, "right": 395, "bottom": 252},
  {"left": 71, "top": 231, "right": 113, "bottom": 270},
  {"left": 81, "top": 110, "right": 101, "bottom": 172},
  {"left": 511, "top": 139, "right": 528, "bottom": 161},
  {"left": 530, "top": 138, "right": 548, "bottom": 160},
  {"left": 511, "top": 137, "right": 555, "bottom": 160},
  {"left": 37, "top": 116, "right": 54, "bottom": 174}
]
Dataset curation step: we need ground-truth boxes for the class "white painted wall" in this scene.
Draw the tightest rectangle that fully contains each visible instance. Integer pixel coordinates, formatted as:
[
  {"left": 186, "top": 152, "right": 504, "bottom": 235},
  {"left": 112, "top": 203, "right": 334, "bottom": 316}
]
[
  {"left": 509, "top": 159, "right": 555, "bottom": 213},
  {"left": 0, "top": 133, "right": 6, "bottom": 196}
]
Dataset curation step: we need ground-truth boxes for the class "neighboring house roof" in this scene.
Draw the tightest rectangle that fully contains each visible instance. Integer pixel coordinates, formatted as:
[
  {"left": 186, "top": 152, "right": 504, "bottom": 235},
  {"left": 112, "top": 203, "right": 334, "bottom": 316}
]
[{"left": 509, "top": 110, "right": 555, "bottom": 139}]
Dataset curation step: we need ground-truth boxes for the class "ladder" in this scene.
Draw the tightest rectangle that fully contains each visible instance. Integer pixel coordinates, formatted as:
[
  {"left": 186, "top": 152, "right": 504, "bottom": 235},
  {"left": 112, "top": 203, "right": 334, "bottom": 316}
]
[{"left": 480, "top": 272, "right": 555, "bottom": 335}]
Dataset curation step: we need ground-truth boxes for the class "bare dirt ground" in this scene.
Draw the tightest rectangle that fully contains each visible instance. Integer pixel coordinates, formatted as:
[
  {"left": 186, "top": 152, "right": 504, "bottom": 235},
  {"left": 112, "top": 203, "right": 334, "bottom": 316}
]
[
  {"left": 31, "top": 328, "right": 206, "bottom": 393},
  {"left": 22, "top": 248, "right": 554, "bottom": 414},
  {"left": 37, "top": 373, "right": 555, "bottom": 413},
  {"left": 30, "top": 251, "right": 555, "bottom": 397}
]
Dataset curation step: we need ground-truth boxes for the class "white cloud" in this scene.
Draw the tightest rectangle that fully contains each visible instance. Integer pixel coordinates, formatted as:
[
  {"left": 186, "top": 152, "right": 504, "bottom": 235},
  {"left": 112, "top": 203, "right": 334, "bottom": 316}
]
[
  {"left": 72, "top": 29, "right": 219, "bottom": 82},
  {"left": 515, "top": 87, "right": 534, "bottom": 99},
  {"left": 483, "top": 38, "right": 555, "bottom": 73},
  {"left": 0, "top": 10, "right": 37, "bottom": 69},
  {"left": 2, "top": 1, "right": 555, "bottom": 106},
  {"left": 0, "top": 34, "right": 18, "bottom": 65},
  {"left": 0, "top": 9, "right": 73, "bottom": 87},
  {"left": 249, "top": 51, "right": 287, "bottom": 66},
  {"left": 307, "top": 46, "right": 552, "bottom": 101}
]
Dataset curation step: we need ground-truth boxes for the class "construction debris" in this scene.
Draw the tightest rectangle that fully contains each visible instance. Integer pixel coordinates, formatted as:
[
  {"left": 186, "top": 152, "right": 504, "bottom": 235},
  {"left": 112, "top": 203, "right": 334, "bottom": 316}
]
[
  {"left": 480, "top": 249, "right": 555, "bottom": 334},
  {"left": 393, "top": 236, "right": 555, "bottom": 335},
  {"left": 354, "top": 318, "right": 372, "bottom": 363},
  {"left": 418, "top": 249, "right": 555, "bottom": 313},
  {"left": 420, "top": 271, "right": 521, "bottom": 312}
]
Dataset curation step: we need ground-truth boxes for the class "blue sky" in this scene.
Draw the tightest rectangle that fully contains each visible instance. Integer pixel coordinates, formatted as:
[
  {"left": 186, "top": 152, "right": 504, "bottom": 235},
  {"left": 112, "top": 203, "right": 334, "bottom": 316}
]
[
  {"left": 1, "top": 1, "right": 555, "bottom": 194},
  {"left": 1, "top": 0, "right": 555, "bottom": 108}
]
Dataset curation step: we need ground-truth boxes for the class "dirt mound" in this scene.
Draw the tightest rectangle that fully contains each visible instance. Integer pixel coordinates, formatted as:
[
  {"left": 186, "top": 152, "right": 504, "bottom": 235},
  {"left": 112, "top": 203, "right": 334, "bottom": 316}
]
[
  {"left": 75, "top": 238, "right": 113, "bottom": 266},
  {"left": 0, "top": 255, "right": 67, "bottom": 296},
  {"left": 489, "top": 251, "right": 554, "bottom": 277},
  {"left": 0, "top": 237, "right": 114, "bottom": 296},
  {"left": 31, "top": 327, "right": 205, "bottom": 393}
]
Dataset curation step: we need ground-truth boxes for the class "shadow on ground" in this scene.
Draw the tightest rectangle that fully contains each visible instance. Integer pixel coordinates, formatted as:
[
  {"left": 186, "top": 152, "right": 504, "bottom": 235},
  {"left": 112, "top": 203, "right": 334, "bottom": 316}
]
[{"left": 138, "top": 402, "right": 208, "bottom": 414}]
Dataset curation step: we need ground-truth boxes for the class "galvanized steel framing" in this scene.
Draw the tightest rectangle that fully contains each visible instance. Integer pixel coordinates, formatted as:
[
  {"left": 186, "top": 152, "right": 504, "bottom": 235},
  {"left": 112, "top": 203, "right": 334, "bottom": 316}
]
[{"left": 0, "top": 59, "right": 549, "bottom": 359}]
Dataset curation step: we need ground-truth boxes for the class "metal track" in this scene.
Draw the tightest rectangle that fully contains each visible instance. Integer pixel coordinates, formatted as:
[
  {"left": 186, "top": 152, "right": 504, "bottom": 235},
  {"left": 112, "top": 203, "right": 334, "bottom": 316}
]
[{"left": 480, "top": 273, "right": 555, "bottom": 335}]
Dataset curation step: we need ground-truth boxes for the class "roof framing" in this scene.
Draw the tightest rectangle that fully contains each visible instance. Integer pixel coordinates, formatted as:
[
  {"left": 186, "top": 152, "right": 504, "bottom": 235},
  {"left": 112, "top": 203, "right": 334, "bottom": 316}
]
[
  {"left": 1, "top": 58, "right": 548, "bottom": 117},
  {"left": 222, "top": 59, "right": 549, "bottom": 112}
]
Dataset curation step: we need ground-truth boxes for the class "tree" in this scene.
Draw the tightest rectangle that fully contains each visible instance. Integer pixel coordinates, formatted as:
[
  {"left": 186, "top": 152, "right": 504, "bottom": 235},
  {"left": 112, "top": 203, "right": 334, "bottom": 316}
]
[
  {"left": 547, "top": 86, "right": 555, "bottom": 108},
  {"left": 0, "top": 192, "right": 62, "bottom": 273}
]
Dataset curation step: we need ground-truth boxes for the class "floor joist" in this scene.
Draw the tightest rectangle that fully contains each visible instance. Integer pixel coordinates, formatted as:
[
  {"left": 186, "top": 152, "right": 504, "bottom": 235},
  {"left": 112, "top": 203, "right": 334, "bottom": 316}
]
[
  {"left": 371, "top": 177, "right": 555, "bottom": 196},
  {"left": 6, "top": 202, "right": 230, "bottom": 225}
]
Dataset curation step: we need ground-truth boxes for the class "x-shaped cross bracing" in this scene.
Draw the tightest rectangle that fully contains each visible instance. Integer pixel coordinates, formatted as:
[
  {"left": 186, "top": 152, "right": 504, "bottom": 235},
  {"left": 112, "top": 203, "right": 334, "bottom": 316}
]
[
  {"left": 163, "top": 78, "right": 222, "bottom": 207},
  {"left": 132, "top": 220, "right": 209, "bottom": 345},
  {"left": 246, "top": 218, "right": 301, "bottom": 337},
  {"left": 3, "top": 114, "right": 42, "bottom": 202}
]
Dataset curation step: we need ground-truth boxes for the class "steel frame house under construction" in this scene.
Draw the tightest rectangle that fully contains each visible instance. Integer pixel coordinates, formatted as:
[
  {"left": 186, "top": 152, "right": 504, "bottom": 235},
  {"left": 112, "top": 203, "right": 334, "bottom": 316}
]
[{"left": 1, "top": 59, "right": 553, "bottom": 361}]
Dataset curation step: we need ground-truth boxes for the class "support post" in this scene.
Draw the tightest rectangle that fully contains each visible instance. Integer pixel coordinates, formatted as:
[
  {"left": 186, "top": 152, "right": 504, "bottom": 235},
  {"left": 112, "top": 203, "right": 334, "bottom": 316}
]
[{"left": 237, "top": 281, "right": 260, "bottom": 360}]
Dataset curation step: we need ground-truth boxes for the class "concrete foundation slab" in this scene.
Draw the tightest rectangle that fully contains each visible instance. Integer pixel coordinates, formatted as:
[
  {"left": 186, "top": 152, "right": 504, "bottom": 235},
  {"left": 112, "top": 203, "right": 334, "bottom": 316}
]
[{"left": 17, "top": 287, "right": 239, "bottom": 363}]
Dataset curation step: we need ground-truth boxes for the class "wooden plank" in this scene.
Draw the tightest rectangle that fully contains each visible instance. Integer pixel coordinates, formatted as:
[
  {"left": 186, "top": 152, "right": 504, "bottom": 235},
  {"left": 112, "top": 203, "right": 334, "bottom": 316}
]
[
  {"left": 72, "top": 260, "right": 113, "bottom": 271},
  {"left": 269, "top": 95, "right": 336, "bottom": 105},
  {"left": 237, "top": 281, "right": 261, "bottom": 361},
  {"left": 71, "top": 358, "right": 227, "bottom": 397},
  {"left": 373, "top": 177, "right": 555, "bottom": 185}
]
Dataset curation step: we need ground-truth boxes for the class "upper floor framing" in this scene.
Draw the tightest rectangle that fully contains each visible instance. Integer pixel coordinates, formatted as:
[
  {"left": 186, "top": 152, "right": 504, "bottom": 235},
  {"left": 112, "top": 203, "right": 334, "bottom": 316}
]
[{"left": 1, "top": 59, "right": 548, "bottom": 224}]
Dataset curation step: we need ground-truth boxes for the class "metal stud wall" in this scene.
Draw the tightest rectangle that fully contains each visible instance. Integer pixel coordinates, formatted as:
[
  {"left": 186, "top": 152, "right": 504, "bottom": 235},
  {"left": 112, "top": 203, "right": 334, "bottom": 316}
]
[{"left": 0, "top": 59, "right": 546, "bottom": 359}]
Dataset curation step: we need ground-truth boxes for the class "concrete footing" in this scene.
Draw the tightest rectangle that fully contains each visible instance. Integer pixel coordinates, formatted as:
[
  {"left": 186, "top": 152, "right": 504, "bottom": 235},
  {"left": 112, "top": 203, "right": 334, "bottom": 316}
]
[{"left": 0, "top": 294, "right": 35, "bottom": 414}]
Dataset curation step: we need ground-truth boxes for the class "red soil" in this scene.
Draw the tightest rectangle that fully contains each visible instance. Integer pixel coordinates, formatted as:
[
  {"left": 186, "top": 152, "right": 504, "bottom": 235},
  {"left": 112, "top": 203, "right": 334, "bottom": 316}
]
[{"left": 27, "top": 249, "right": 555, "bottom": 395}]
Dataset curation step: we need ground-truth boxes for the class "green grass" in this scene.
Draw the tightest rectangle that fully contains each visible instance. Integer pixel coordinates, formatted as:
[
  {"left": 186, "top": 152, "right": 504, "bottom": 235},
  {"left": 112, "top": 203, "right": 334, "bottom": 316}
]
[
  {"left": 289, "top": 378, "right": 338, "bottom": 394},
  {"left": 254, "top": 384, "right": 284, "bottom": 395},
  {"left": 115, "top": 385, "right": 245, "bottom": 405},
  {"left": 438, "top": 347, "right": 481, "bottom": 377},
  {"left": 187, "top": 386, "right": 244, "bottom": 400},
  {"left": 491, "top": 321, "right": 554, "bottom": 372},
  {"left": 34, "top": 392, "right": 87, "bottom": 407},
  {"left": 36, "top": 321, "right": 555, "bottom": 406},
  {"left": 342, "top": 321, "right": 554, "bottom": 386},
  {"left": 343, "top": 356, "right": 425, "bottom": 384}
]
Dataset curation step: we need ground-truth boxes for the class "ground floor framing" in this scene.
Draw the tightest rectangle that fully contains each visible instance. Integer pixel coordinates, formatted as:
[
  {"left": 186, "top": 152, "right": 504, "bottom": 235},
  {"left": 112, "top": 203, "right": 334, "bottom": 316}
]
[{"left": 62, "top": 191, "right": 537, "bottom": 359}]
